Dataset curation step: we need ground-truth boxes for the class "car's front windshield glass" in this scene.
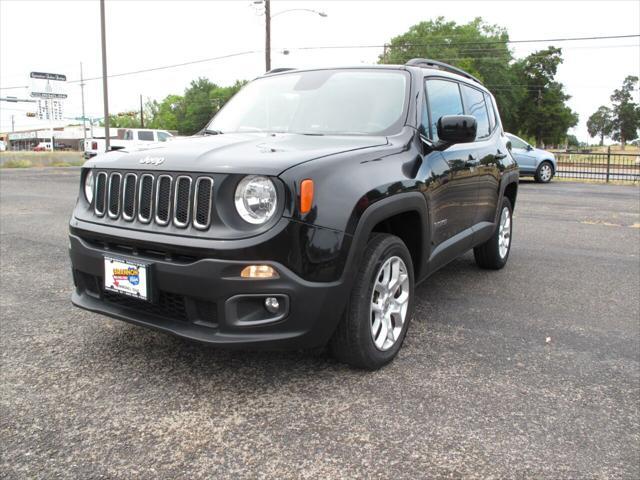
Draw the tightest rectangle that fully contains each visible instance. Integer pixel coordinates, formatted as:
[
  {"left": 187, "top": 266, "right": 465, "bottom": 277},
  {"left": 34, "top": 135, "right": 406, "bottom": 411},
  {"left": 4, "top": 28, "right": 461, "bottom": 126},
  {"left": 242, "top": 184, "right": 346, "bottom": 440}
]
[{"left": 207, "top": 69, "right": 408, "bottom": 135}]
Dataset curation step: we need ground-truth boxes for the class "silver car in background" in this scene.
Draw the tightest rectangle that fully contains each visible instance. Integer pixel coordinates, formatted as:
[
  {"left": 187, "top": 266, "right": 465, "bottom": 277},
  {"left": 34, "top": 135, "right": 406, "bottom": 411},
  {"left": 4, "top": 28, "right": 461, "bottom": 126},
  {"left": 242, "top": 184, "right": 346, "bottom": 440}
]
[{"left": 506, "top": 133, "right": 557, "bottom": 183}]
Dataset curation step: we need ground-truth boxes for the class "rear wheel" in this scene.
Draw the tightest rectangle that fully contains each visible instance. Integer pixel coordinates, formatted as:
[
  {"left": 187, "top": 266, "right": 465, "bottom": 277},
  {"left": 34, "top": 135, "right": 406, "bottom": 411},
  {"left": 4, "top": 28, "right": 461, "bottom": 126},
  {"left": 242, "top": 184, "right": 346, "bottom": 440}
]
[
  {"left": 474, "top": 197, "right": 513, "bottom": 270},
  {"left": 330, "top": 233, "right": 414, "bottom": 370},
  {"left": 535, "top": 161, "right": 554, "bottom": 183}
]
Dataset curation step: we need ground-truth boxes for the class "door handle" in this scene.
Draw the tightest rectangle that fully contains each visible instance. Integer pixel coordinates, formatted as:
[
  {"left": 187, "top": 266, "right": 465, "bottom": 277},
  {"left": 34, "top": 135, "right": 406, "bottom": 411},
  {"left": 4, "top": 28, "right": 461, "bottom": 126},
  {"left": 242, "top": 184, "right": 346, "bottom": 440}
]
[{"left": 495, "top": 150, "right": 508, "bottom": 160}]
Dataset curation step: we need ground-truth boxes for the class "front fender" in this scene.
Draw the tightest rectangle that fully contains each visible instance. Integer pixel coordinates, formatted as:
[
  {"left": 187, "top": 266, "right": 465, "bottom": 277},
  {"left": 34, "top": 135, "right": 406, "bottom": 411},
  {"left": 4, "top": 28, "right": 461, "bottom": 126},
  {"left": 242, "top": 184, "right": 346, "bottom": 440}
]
[{"left": 341, "top": 192, "right": 430, "bottom": 285}]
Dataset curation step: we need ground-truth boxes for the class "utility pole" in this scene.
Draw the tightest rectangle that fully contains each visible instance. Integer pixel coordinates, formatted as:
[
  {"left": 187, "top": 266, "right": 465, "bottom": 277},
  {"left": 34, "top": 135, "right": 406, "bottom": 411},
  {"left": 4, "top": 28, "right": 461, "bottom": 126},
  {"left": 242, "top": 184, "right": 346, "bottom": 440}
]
[
  {"left": 11, "top": 115, "right": 14, "bottom": 132},
  {"left": 140, "top": 94, "right": 144, "bottom": 128},
  {"left": 100, "top": 0, "right": 111, "bottom": 151},
  {"left": 264, "top": 0, "right": 271, "bottom": 72},
  {"left": 80, "top": 62, "right": 87, "bottom": 144}
]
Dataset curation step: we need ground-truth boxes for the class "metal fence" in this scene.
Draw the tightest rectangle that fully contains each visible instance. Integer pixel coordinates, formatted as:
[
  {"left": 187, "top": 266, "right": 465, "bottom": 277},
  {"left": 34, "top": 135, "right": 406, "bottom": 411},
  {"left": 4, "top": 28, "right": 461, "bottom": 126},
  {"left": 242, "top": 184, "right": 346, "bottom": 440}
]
[{"left": 554, "top": 149, "right": 640, "bottom": 183}]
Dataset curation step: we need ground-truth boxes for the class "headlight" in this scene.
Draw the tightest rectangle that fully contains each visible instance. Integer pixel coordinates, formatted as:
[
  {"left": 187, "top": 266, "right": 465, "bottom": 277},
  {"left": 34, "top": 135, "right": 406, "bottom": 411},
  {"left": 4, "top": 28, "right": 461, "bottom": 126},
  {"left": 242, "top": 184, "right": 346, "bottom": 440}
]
[
  {"left": 234, "top": 175, "right": 277, "bottom": 224},
  {"left": 84, "top": 170, "right": 94, "bottom": 204}
]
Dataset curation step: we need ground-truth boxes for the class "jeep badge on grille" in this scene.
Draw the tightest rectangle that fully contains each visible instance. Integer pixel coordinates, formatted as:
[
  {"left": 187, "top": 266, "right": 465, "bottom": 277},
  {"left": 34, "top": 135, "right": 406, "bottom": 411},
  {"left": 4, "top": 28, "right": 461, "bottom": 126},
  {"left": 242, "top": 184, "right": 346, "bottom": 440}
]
[{"left": 139, "top": 156, "right": 165, "bottom": 166}]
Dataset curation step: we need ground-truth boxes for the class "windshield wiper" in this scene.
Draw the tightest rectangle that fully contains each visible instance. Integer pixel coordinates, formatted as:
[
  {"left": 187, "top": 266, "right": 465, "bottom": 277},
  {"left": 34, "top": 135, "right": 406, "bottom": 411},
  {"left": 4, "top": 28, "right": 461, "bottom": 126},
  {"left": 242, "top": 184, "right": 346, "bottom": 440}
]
[{"left": 203, "top": 129, "right": 223, "bottom": 135}]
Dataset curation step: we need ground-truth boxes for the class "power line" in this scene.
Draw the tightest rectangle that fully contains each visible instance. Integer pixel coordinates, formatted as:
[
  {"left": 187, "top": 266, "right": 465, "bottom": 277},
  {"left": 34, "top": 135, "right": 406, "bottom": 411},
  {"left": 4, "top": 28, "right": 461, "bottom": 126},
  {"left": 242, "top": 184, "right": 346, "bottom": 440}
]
[
  {"left": 290, "top": 34, "right": 640, "bottom": 51},
  {"left": 0, "top": 50, "right": 259, "bottom": 90},
  {"left": 1, "top": 33, "right": 637, "bottom": 91}
]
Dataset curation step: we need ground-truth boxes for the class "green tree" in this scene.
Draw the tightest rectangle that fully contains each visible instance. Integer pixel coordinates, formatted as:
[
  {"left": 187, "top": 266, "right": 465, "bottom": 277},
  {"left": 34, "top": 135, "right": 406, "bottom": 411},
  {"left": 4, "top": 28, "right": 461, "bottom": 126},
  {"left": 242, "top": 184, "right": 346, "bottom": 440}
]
[
  {"left": 101, "top": 112, "right": 140, "bottom": 128},
  {"left": 513, "top": 47, "right": 578, "bottom": 147},
  {"left": 145, "top": 94, "right": 185, "bottom": 132},
  {"left": 586, "top": 106, "right": 613, "bottom": 146},
  {"left": 609, "top": 75, "right": 639, "bottom": 149},
  {"left": 566, "top": 134, "right": 579, "bottom": 148},
  {"left": 179, "top": 78, "right": 218, "bottom": 135},
  {"left": 146, "top": 79, "right": 247, "bottom": 135},
  {"left": 380, "top": 17, "right": 523, "bottom": 131}
]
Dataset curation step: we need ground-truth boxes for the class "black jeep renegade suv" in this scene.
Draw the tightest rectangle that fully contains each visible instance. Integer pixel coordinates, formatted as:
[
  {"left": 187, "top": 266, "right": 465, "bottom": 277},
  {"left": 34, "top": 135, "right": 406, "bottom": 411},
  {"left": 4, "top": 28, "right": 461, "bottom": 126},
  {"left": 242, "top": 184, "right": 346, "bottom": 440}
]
[{"left": 69, "top": 59, "right": 519, "bottom": 369}]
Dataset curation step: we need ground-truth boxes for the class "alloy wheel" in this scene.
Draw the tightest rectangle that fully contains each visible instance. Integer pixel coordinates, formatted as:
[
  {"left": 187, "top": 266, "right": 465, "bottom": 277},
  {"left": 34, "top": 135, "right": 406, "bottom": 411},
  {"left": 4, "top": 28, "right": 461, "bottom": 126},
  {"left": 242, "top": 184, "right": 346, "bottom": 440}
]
[
  {"left": 498, "top": 207, "right": 511, "bottom": 259},
  {"left": 370, "top": 256, "right": 410, "bottom": 351}
]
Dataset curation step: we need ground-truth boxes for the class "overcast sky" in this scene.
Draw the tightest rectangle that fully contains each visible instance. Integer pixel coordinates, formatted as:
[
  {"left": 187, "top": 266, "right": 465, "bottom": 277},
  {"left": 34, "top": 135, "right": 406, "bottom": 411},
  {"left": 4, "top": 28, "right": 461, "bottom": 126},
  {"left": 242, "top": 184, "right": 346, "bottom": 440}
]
[{"left": 1, "top": 0, "right": 639, "bottom": 142}]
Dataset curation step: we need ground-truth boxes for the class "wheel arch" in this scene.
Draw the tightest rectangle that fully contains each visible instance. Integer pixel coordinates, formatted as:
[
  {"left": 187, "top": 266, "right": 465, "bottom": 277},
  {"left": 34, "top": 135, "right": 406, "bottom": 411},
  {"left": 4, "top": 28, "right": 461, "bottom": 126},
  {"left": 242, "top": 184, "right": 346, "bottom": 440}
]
[
  {"left": 539, "top": 158, "right": 556, "bottom": 173},
  {"left": 344, "top": 192, "right": 429, "bottom": 282}
]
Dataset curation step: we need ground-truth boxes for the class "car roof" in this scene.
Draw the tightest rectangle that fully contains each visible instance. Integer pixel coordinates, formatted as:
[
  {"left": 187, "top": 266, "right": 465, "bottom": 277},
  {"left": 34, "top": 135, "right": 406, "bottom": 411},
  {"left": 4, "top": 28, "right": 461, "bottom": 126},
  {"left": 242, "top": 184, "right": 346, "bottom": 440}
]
[{"left": 261, "top": 64, "right": 490, "bottom": 93}]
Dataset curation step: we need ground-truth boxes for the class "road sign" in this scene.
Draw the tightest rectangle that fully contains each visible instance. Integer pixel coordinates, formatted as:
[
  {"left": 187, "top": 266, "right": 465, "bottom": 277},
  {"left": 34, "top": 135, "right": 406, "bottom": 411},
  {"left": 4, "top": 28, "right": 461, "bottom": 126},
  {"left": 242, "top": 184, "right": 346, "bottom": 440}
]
[
  {"left": 30, "top": 72, "right": 67, "bottom": 81},
  {"left": 30, "top": 92, "right": 68, "bottom": 99}
]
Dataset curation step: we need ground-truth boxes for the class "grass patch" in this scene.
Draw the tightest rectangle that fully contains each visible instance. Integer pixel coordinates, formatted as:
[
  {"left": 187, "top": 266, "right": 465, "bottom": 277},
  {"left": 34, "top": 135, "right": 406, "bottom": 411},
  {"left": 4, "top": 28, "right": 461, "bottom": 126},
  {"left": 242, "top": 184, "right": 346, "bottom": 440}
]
[
  {"left": 50, "top": 161, "right": 84, "bottom": 167},
  {"left": 1, "top": 159, "right": 33, "bottom": 168},
  {"left": 0, "top": 151, "right": 84, "bottom": 168}
]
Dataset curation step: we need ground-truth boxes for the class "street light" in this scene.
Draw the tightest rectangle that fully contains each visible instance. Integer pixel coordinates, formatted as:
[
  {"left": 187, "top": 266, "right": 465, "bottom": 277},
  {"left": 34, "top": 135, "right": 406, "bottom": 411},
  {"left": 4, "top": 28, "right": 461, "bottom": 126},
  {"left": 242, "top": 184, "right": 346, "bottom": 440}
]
[
  {"left": 254, "top": 0, "right": 328, "bottom": 72},
  {"left": 271, "top": 8, "right": 327, "bottom": 18}
]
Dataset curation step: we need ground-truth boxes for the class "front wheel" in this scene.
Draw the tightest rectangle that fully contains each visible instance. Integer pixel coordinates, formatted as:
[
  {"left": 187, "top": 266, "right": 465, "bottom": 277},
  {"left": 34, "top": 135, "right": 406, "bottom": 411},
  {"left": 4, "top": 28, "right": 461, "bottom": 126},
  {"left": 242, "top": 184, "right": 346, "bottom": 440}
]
[
  {"left": 535, "top": 161, "right": 554, "bottom": 183},
  {"left": 474, "top": 197, "right": 513, "bottom": 270},
  {"left": 330, "top": 233, "right": 415, "bottom": 370}
]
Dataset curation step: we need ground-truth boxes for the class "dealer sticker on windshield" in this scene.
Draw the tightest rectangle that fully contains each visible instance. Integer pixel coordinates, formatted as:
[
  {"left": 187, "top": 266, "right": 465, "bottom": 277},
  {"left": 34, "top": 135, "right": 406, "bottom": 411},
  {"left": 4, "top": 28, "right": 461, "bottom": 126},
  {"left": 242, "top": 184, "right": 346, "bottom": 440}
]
[{"left": 104, "top": 257, "right": 149, "bottom": 301}]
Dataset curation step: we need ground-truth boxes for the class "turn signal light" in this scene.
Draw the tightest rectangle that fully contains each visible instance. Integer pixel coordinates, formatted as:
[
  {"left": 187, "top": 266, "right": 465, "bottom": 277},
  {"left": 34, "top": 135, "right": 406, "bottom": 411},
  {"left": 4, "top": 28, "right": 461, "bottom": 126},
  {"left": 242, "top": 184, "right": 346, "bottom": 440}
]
[
  {"left": 300, "top": 179, "right": 314, "bottom": 214},
  {"left": 240, "top": 265, "right": 278, "bottom": 279}
]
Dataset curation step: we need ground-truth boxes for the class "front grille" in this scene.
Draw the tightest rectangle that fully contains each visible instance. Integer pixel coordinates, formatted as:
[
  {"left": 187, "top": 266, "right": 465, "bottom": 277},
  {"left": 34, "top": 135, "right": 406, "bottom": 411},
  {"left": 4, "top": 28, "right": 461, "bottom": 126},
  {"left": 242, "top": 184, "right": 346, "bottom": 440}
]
[
  {"left": 173, "top": 176, "right": 192, "bottom": 227},
  {"left": 194, "top": 177, "right": 213, "bottom": 229},
  {"left": 138, "top": 174, "right": 154, "bottom": 223},
  {"left": 122, "top": 173, "right": 137, "bottom": 220},
  {"left": 107, "top": 173, "right": 122, "bottom": 218},
  {"left": 92, "top": 170, "right": 215, "bottom": 231},
  {"left": 95, "top": 172, "right": 107, "bottom": 216},
  {"left": 155, "top": 175, "right": 172, "bottom": 225}
]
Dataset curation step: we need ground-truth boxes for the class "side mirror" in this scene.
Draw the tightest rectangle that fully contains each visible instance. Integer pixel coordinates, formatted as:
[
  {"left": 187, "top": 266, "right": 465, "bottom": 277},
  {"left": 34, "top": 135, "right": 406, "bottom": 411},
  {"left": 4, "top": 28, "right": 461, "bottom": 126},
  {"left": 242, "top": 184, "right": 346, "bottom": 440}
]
[
  {"left": 526, "top": 144, "right": 534, "bottom": 151},
  {"left": 437, "top": 115, "right": 477, "bottom": 145}
]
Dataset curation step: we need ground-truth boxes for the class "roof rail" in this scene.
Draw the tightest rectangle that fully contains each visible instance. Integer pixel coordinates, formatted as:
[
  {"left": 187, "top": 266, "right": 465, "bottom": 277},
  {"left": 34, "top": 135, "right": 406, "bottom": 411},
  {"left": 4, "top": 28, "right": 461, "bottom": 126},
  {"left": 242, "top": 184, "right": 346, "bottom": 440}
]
[
  {"left": 265, "top": 67, "right": 296, "bottom": 75},
  {"left": 405, "top": 58, "right": 482, "bottom": 84}
]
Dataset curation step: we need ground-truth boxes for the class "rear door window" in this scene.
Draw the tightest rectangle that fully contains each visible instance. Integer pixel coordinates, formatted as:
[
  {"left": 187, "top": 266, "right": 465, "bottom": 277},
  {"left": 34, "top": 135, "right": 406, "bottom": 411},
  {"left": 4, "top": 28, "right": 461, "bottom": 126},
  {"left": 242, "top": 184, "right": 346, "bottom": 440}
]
[
  {"left": 461, "top": 84, "right": 490, "bottom": 139},
  {"left": 484, "top": 93, "right": 497, "bottom": 131}
]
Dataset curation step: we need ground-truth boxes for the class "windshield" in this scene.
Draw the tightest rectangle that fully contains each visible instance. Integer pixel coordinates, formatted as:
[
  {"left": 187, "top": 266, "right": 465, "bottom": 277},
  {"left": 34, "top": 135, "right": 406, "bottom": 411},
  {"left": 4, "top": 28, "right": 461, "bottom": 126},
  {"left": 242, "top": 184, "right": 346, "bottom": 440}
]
[{"left": 207, "top": 69, "right": 409, "bottom": 135}]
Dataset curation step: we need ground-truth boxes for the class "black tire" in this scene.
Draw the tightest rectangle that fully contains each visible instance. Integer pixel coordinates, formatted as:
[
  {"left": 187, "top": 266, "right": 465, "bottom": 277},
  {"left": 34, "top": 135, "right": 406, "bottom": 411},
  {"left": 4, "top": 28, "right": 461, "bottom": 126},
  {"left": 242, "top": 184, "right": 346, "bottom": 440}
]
[
  {"left": 534, "top": 161, "right": 554, "bottom": 183},
  {"left": 330, "top": 233, "right": 415, "bottom": 370},
  {"left": 474, "top": 197, "right": 513, "bottom": 270}
]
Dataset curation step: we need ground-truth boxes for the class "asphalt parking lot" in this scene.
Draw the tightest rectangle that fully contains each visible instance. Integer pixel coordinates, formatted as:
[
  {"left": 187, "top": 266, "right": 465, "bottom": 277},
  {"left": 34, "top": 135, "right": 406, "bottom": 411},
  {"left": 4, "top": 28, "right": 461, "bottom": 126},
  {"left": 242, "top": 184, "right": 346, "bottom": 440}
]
[{"left": 1, "top": 168, "right": 639, "bottom": 479}]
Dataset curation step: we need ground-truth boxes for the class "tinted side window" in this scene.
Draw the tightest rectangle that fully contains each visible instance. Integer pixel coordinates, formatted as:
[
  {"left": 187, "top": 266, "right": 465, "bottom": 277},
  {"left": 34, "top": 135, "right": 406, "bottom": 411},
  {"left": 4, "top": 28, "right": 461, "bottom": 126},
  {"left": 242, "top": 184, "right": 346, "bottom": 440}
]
[
  {"left": 425, "top": 79, "right": 464, "bottom": 141},
  {"left": 461, "top": 85, "right": 490, "bottom": 139},
  {"left": 484, "top": 93, "right": 496, "bottom": 131},
  {"left": 138, "top": 131, "right": 154, "bottom": 141},
  {"left": 157, "top": 131, "right": 170, "bottom": 142}
]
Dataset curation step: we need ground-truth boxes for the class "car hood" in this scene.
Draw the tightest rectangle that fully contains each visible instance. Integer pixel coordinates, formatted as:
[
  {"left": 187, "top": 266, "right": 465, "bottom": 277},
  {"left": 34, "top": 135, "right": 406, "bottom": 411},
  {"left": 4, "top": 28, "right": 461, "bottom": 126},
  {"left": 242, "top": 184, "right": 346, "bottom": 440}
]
[{"left": 85, "top": 132, "right": 389, "bottom": 175}]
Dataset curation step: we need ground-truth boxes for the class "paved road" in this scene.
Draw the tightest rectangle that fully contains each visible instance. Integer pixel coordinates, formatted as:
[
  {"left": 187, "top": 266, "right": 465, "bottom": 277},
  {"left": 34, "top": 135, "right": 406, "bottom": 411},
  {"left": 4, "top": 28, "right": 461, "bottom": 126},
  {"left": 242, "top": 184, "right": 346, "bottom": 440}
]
[{"left": 1, "top": 168, "right": 639, "bottom": 479}]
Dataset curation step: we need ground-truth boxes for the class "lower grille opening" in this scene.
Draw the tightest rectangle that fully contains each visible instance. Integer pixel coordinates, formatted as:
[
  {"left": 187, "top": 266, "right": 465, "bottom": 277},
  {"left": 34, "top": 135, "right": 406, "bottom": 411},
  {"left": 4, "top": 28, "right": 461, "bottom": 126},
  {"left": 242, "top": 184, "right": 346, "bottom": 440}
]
[
  {"left": 103, "top": 289, "right": 189, "bottom": 323},
  {"left": 75, "top": 271, "right": 218, "bottom": 326}
]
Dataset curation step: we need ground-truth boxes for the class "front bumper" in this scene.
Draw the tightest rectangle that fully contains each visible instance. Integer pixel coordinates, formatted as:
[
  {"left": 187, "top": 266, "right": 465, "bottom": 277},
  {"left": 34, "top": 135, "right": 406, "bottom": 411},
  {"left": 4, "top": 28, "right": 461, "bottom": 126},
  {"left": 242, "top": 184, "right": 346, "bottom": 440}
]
[{"left": 69, "top": 233, "right": 349, "bottom": 349}]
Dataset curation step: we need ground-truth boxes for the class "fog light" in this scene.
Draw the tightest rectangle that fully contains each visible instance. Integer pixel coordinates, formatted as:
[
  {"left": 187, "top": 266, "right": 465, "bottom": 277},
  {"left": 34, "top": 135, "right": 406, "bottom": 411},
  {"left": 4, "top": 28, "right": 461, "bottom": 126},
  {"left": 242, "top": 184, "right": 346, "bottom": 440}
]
[
  {"left": 240, "top": 265, "right": 278, "bottom": 279},
  {"left": 264, "top": 297, "right": 280, "bottom": 313}
]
